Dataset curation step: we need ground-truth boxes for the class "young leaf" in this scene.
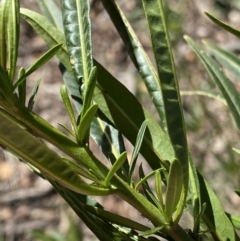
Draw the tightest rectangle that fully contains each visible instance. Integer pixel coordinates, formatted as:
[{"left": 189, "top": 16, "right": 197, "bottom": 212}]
[
  {"left": 77, "top": 104, "right": 98, "bottom": 145},
  {"left": 155, "top": 170, "right": 164, "bottom": 209},
  {"left": 17, "top": 67, "right": 26, "bottom": 105},
  {"left": 81, "top": 66, "right": 97, "bottom": 117},
  {"left": 129, "top": 120, "right": 148, "bottom": 183},
  {"left": 185, "top": 36, "right": 240, "bottom": 130},
  {"left": 13, "top": 43, "right": 62, "bottom": 90},
  {"left": 60, "top": 0, "right": 93, "bottom": 85},
  {"left": 104, "top": 151, "right": 127, "bottom": 186},
  {"left": 58, "top": 122, "right": 74, "bottom": 136},
  {"left": 27, "top": 79, "right": 41, "bottom": 110},
  {"left": 60, "top": 84, "right": 77, "bottom": 135},
  {"left": 164, "top": 159, "right": 183, "bottom": 223},
  {"left": 7, "top": 0, "right": 20, "bottom": 83},
  {"left": 192, "top": 203, "right": 207, "bottom": 237}
]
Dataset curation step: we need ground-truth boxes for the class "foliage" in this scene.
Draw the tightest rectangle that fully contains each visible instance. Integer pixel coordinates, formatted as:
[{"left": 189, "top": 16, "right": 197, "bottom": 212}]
[{"left": 0, "top": 0, "right": 240, "bottom": 240}]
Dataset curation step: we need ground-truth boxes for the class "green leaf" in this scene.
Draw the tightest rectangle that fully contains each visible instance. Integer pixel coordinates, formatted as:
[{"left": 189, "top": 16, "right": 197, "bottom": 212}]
[
  {"left": 77, "top": 104, "right": 98, "bottom": 145},
  {"left": 232, "top": 147, "right": 240, "bottom": 155},
  {"left": 13, "top": 43, "right": 62, "bottom": 90},
  {"left": 60, "top": 0, "right": 93, "bottom": 85},
  {"left": 164, "top": 159, "right": 183, "bottom": 223},
  {"left": 192, "top": 203, "right": 207, "bottom": 237},
  {"left": 155, "top": 170, "right": 164, "bottom": 209},
  {"left": 7, "top": 0, "right": 20, "bottom": 83},
  {"left": 100, "top": 0, "right": 166, "bottom": 128},
  {"left": 129, "top": 120, "right": 148, "bottom": 183},
  {"left": 37, "top": 0, "right": 63, "bottom": 31},
  {"left": 105, "top": 151, "right": 127, "bottom": 186},
  {"left": 17, "top": 67, "right": 26, "bottom": 105},
  {"left": 0, "top": 109, "right": 112, "bottom": 196},
  {"left": 81, "top": 66, "right": 97, "bottom": 118},
  {"left": 226, "top": 213, "right": 240, "bottom": 230},
  {"left": 197, "top": 172, "right": 239, "bottom": 241},
  {"left": 95, "top": 63, "right": 175, "bottom": 170},
  {"left": 142, "top": 0, "right": 188, "bottom": 218},
  {"left": 20, "top": 8, "right": 72, "bottom": 73},
  {"left": 20, "top": 9, "right": 129, "bottom": 177},
  {"left": 60, "top": 84, "right": 77, "bottom": 135},
  {"left": 204, "top": 41, "right": 240, "bottom": 80},
  {"left": 27, "top": 79, "right": 41, "bottom": 110},
  {"left": 0, "top": 0, "right": 7, "bottom": 70},
  {"left": 139, "top": 226, "right": 164, "bottom": 236},
  {"left": 51, "top": 182, "right": 123, "bottom": 241},
  {"left": 185, "top": 36, "right": 240, "bottom": 130},
  {"left": 84, "top": 205, "right": 149, "bottom": 232},
  {"left": 205, "top": 12, "right": 240, "bottom": 38}
]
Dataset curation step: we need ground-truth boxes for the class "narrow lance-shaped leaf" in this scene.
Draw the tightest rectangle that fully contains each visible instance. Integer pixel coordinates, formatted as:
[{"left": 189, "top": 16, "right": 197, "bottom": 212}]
[
  {"left": 13, "top": 43, "right": 62, "bottom": 90},
  {"left": 77, "top": 104, "right": 98, "bottom": 145},
  {"left": 164, "top": 159, "right": 183, "bottom": 223},
  {"left": 0, "top": 0, "right": 7, "bottom": 70},
  {"left": 155, "top": 170, "right": 164, "bottom": 210},
  {"left": 205, "top": 12, "right": 240, "bottom": 39},
  {"left": 7, "top": 0, "right": 20, "bottom": 83},
  {"left": 84, "top": 205, "right": 150, "bottom": 232},
  {"left": 129, "top": 120, "right": 148, "bottom": 183},
  {"left": 142, "top": 0, "right": 188, "bottom": 220},
  {"left": 100, "top": 0, "right": 166, "bottom": 128},
  {"left": 37, "top": 0, "right": 63, "bottom": 31},
  {"left": 60, "top": 0, "right": 93, "bottom": 86},
  {"left": 204, "top": 41, "right": 240, "bottom": 80},
  {"left": 28, "top": 79, "right": 41, "bottom": 110},
  {"left": 60, "top": 84, "right": 78, "bottom": 136},
  {"left": 104, "top": 151, "right": 127, "bottom": 186},
  {"left": 0, "top": 110, "right": 112, "bottom": 196},
  {"left": 81, "top": 66, "right": 97, "bottom": 118},
  {"left": 185, "top": 36, "right": 240, "bottom": 130}
]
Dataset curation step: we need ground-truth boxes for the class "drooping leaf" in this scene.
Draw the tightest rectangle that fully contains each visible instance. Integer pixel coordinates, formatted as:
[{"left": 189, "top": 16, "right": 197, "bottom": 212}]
[
  {"left": 84, "top": 204, "right": 149, "bottom": 232},
  {"left": 0, "top": 110, "right": 112, "bottom": 196},
  {"left": 185, "top": 36, "right": 240, "bottom": 130},
  {"left": 164, "top": 159, "right": 183, "bottom": 223},
  {"left": 60, "top": 0, "right": 93, "bottom": 85},
  {"left": 13, "top": 43, "right": 62, "bottom": 90},
  {"left": 7, "top": 0, "right": 20, "bottom": 83},
  {"left": 100, "top": 0, "right": 166, "bottom": 128}
]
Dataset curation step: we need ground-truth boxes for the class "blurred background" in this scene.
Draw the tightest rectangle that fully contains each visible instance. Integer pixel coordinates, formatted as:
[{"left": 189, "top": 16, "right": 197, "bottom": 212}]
[{"left": 1, "top": 0, "right": 240, "bottom": 240}]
